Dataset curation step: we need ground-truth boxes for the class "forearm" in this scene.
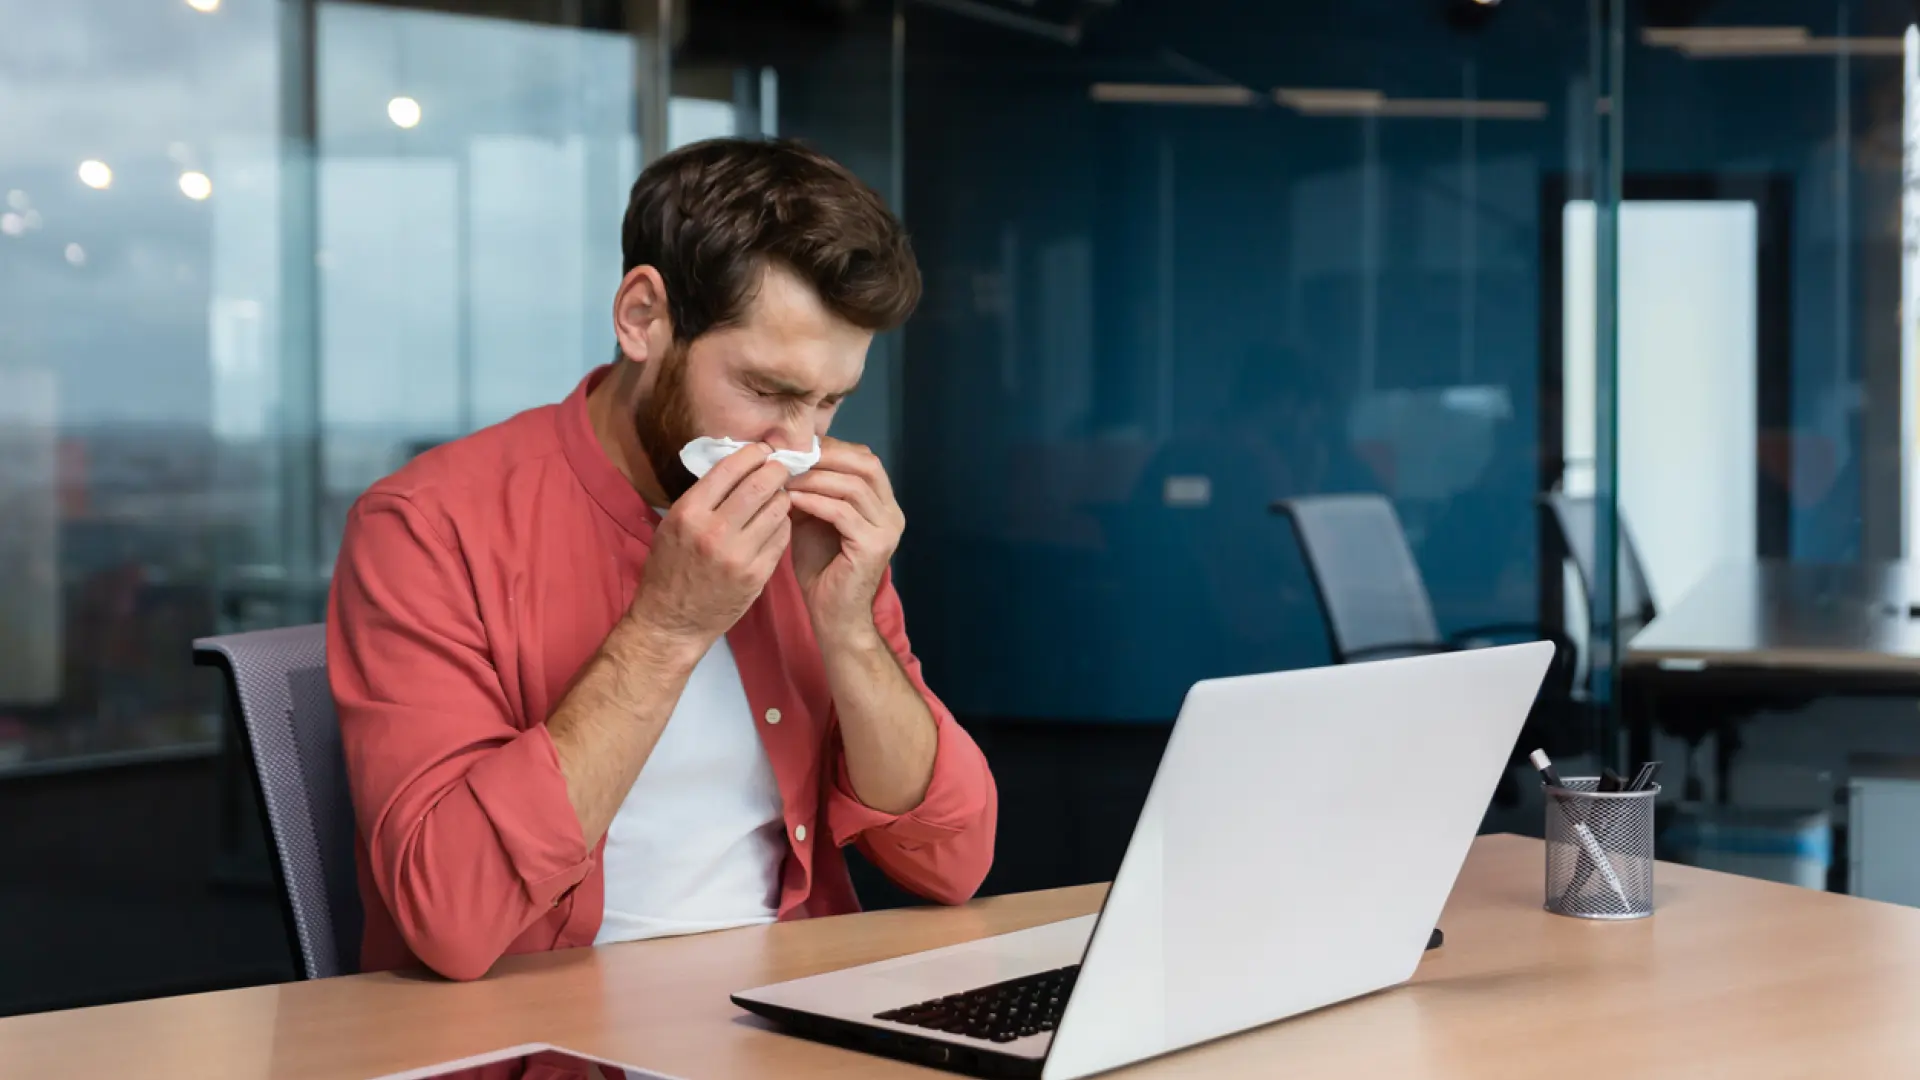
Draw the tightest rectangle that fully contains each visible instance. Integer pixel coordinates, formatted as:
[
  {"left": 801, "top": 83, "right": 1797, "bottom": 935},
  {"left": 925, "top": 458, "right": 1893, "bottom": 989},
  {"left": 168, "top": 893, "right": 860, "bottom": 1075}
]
[
  {"left": 547, "top": 616, "right": 705, "bottom": 847},
  {"left": 820, "top": 625, "right": 938, "bottom": 815}
]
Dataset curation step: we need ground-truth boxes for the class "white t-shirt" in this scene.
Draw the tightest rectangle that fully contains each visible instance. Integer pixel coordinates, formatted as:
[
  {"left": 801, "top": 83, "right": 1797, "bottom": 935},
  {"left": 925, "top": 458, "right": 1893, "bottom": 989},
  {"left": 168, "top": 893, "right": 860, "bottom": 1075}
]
[{"left": 593, "top": 637, "right": 786, "bottom": 944}]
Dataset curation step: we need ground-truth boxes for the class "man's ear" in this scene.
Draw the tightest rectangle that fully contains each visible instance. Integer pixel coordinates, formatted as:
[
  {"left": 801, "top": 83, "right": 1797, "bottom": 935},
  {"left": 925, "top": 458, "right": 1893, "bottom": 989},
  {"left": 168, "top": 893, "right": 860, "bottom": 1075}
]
[{"left": 613, "top": 265, "right": 672, "bottom": 364}]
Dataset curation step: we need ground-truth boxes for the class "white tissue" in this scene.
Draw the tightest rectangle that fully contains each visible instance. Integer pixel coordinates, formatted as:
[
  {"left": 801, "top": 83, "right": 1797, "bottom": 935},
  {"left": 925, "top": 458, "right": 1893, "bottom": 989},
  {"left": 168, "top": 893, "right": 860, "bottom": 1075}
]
[{"left": 679, "top": 436, "right": 821, "bottom": 480}]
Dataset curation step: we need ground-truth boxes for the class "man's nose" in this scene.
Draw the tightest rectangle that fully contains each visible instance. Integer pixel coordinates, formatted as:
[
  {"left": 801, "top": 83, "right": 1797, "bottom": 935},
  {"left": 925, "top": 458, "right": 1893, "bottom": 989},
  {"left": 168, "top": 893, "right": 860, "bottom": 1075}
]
[{"left": 766, "top": 417, "right": 816, "bottom": 454}]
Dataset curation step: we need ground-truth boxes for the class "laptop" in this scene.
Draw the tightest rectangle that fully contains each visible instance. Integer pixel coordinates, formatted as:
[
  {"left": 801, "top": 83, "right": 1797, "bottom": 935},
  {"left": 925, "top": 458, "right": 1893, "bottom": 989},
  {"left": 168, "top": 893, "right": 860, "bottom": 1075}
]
[{"left": 731, "top": 643, "right": 1554, "bottom": 1079}]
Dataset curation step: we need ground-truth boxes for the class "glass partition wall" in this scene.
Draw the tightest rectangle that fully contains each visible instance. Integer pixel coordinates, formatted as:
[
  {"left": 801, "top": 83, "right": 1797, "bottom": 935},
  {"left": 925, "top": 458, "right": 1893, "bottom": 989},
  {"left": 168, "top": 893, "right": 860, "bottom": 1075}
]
[
  {"left": 1611, "top": 2, "right": 1920, "bottom": 888},
  {"left": 1, "top": 0, "right": 1635, "bottom": 787},
  {"left": 892, "top": 0, "right": 1625, "bottom": 798},
  {"left": 0, "top": 0, "right": 673, "bottom": 775}
]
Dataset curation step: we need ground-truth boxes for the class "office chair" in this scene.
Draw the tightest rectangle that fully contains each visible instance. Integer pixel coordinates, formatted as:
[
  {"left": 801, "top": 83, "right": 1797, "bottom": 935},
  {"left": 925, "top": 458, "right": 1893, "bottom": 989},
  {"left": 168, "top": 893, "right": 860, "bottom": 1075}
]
[
  {"left": 1275, "top": 494, "right": 1580, "bottom": 800},
  {"left": 195, "top": 624, "right": 361, "bottom": 979},
  {"left": 1542, "top": 493, "right": 1769, "bottom": 802},
  {"left": 1541, "top": 492, "right": 1657, "bottom": 645},
  {"left": 1276, "top": 494, "right": 1576, "bottom": 666}
]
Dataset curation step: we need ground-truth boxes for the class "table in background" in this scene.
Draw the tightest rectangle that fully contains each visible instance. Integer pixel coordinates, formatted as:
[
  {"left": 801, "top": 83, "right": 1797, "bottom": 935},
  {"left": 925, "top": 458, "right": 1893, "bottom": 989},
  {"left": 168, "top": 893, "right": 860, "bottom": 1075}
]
[
  {"left": 6, "top": 834, "right": 1920, "bottom": 1078},
  {"left": 1622, "top": 560, "right": 1920, "bottom": 799}
]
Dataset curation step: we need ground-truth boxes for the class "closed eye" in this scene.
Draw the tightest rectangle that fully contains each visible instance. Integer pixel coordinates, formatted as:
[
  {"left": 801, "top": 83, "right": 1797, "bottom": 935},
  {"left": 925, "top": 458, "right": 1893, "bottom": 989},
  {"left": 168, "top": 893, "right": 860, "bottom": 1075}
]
[
  {"left": 758, "top": 389, "right": 847, "bottom": 411},
  {"left": 758, "top": 390, "right": 811, "bottom": 417}
]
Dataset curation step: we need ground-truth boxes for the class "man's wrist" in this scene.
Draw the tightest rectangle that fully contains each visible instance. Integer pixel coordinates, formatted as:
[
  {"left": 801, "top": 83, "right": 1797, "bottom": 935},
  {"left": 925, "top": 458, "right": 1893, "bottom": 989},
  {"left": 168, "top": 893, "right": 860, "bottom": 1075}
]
[
  {"left": 813, "top": 612, "right": 885, "bottom": 657},
  {"left": 607, "top": 614, "right": 709, "bottom": 680}
]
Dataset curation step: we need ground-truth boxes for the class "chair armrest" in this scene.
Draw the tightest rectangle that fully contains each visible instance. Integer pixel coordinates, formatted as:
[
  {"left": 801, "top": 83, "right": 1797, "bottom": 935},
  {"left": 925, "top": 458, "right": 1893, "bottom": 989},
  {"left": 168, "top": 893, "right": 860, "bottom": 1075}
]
[{"left": 1342, "top": 642, "right": 1463, "bottom": 664}]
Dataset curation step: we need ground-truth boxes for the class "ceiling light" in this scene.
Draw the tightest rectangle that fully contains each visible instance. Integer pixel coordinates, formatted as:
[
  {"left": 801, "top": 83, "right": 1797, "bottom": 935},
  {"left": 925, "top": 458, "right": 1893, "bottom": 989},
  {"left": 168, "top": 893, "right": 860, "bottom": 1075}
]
[
  {"left": 179, "top": 170, "right": 213, "bottom": 200},
  {"left": 1378, "top": 98, "right": 1548, "bottom": 119},
  {"left": 1638, "top": 25, "right": 1903, "bottom": 57},
  {"left": 65, "top": 243, "right": 86, "bottom": 267},
  {"left": 1274, "top": 88, "right": 1546, "bottom": 120},
  {"left": 185, "top": 0, "right": 221, "bottom": 12},
  {"left": 387, "top": 96, "right": 422, "bottom": 129},
  {"left": 1275, "top": 88, "right": 1388, "bottom": 114},
  {"left": 1089, "top": 83, "right": 1256, "bottom": 106},
  {"left": 1685, "top": 34, "right": 1900, "bottom": 57},
  {"left": 0, "top": 213, "right": 22, "bottom": 237},
  {"left": 1643, "top": 26, "right": 1810, "bottom": 49},
  {"left": 77, "top": 160, "right": 112, "bottom": 190}
]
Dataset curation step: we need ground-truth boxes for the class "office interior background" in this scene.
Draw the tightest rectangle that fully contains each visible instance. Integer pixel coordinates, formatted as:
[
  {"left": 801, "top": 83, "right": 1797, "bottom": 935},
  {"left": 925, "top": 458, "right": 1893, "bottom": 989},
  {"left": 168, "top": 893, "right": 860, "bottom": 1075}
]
[{"left": 4, "top": 0, "right": 1918, "bottom": 1016}]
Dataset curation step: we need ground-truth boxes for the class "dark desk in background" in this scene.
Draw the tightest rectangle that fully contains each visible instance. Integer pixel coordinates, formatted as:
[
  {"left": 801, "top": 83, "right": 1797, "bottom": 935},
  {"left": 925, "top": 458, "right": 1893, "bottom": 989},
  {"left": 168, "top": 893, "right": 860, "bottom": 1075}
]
[{"left": 1622, "top": 561, "right": 1920, "bottom": 800}]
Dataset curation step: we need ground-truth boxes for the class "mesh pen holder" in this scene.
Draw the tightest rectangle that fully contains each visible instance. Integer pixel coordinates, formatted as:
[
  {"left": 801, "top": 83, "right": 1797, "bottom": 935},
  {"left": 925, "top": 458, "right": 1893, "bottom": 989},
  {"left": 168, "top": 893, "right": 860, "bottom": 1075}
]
[{"left": 1544, "top": 779, "right": 1659, "bottom": 920}]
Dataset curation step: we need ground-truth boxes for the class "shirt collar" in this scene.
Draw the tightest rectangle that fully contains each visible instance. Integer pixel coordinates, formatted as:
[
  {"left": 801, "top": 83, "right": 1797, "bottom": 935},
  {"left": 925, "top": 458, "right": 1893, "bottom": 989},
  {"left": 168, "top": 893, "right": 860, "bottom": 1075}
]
[{"left": 557, "top": 365, "right": 663, "bottom": 545}]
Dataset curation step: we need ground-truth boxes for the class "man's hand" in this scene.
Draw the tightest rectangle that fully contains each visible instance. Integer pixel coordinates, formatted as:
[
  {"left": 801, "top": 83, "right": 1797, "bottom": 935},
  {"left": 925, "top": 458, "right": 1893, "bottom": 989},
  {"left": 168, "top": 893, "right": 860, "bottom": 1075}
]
[
  {"left": 546, "top": 445, "right": 789, "bottom": 851},
  {"left": 789, "top": 439, "right": 934, "bottom": 817},
  {"left": 787, "top": 438, "right": 904, "bottom": 644},
  {"left": 629, "top": 443, "right": 794, "bottom": 650}
]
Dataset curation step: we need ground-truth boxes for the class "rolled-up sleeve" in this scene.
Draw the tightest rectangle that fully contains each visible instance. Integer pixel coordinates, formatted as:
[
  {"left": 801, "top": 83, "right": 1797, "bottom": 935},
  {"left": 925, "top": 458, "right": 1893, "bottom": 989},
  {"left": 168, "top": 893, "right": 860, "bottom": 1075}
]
[
  {"left": 825, "top": 572, "right": 997, "bottom": 905},
  {"left": 328, "top": 492, "right": 592, "bottom": 980}
]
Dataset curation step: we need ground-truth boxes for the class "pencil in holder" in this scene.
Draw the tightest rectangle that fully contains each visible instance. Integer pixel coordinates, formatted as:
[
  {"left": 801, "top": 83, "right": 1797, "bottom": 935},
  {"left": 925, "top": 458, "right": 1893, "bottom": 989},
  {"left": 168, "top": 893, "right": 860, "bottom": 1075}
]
[{"left": 1543, "top": 778, "right": 1658, "bottom": 919}]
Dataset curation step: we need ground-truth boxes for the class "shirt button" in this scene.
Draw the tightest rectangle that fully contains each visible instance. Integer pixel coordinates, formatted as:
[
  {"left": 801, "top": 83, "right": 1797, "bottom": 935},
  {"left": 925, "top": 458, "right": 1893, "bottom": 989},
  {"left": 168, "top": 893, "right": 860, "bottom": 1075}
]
[
  {"left": 764, "top": 708, "right": 782, "bottom": 725},
  {"left": 795, "top": 824, "right": 808, "bottom": 843}
]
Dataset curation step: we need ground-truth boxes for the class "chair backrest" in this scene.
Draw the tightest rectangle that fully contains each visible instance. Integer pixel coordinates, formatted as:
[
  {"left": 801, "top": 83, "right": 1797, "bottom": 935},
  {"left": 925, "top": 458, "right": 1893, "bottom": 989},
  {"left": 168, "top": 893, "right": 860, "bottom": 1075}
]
[
  {"left": 1274, "top": 494, "right": 1443, "bottom": 661},
  {"left": 195, "top": 624, "right": 360, "bottom": 979},
  {"left": 1542, "top": 493, "right": 1657, "bottom": 630}
]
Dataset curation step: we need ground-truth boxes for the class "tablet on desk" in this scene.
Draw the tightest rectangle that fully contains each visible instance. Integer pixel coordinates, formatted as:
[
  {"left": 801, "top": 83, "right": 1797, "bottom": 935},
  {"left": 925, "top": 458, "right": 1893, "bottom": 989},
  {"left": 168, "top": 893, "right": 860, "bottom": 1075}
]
[{"left": 368, "top": 1043, "right": 682, "bottom": 1080}]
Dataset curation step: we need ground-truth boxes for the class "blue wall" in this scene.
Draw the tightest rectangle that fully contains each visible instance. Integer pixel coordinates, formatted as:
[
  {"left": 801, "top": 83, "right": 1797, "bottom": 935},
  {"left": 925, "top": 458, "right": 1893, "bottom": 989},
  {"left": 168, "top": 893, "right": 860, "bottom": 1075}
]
[{"left": 896, "top": 1, "right": 1885, "bottom": 721}]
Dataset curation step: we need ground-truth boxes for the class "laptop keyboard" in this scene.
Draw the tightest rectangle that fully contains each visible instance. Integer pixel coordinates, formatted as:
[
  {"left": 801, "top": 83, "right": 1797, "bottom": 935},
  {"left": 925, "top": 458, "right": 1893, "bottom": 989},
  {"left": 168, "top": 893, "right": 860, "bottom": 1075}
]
[{"left": 875, "top": 965, "right": 1079, "bottom": 1044}]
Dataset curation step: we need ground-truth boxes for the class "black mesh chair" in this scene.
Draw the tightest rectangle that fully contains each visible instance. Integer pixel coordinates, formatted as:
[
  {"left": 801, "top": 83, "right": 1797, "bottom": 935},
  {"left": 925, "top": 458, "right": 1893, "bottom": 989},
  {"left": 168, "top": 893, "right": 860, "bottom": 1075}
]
[
  {"left": 1275, "top": 495, "right": 1580, "bottom": 798},
  {"left": 1542, "top": 493, "right": 1769, "bottom": 801},
  {"left": 1276, "top": 494, "right": 1576, "bottom": 666},
  {"left": 196, "top": 624, "right": 362, "bottom": 979},
  {"left": 1541, "top": 492, "right": 1657, "bottom": 646}
]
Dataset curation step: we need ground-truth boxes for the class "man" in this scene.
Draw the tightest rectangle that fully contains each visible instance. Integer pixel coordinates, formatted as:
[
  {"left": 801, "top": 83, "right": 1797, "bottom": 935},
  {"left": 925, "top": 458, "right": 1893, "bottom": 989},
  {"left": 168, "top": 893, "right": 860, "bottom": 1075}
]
[{"left": 328, "top": 138, "right": 997, "bottom": 981}]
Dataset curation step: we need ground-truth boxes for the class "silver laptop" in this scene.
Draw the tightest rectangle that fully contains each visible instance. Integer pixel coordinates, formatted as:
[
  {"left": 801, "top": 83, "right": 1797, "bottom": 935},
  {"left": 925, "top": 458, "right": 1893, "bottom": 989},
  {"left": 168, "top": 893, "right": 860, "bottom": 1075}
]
[{"left": 733, "top": 644, "right": 1554, "bottom": 1079}]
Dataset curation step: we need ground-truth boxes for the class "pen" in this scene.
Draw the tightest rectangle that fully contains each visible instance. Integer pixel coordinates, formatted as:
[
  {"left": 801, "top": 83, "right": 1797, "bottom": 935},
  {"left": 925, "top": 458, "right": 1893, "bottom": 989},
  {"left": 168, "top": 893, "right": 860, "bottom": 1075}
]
[
  {"left": 1529, "top": 749, "right": 1564, "bottom": 789},
  {"left": 1531, "top": 750, "right": 1634, "bottom": 913},
  {"left": 1600, "top": 768, "right": 1627, "bottom": 793}
]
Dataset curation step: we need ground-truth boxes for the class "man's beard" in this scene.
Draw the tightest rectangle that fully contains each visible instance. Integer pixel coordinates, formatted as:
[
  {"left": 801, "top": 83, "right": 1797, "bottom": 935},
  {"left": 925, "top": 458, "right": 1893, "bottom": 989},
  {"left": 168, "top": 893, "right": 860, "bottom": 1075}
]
[{"left": 634, "top": 342, "right": 702, "bottom": 504}]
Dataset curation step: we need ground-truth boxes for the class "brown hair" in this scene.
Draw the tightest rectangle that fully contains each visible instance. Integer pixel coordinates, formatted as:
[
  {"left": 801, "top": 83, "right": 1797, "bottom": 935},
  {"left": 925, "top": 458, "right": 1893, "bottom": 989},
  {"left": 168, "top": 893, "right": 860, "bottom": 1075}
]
[{"left": 621, "top": 138, "right": 921, "bottom": 342}]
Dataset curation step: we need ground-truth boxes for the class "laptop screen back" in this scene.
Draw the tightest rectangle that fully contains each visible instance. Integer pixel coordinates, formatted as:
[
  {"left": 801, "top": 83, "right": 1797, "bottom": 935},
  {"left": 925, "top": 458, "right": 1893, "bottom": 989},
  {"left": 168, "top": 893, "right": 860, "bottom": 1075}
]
[{"left": 1042, "top": 644, "right": 1552, "bottom": 1080}]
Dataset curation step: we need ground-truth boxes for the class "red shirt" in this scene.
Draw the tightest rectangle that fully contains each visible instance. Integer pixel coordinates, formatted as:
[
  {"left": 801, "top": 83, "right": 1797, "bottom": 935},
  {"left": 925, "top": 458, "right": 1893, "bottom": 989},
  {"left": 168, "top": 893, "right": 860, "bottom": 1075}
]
[{"left": 327, "top": 367, "right": 997, "bottom": 980}]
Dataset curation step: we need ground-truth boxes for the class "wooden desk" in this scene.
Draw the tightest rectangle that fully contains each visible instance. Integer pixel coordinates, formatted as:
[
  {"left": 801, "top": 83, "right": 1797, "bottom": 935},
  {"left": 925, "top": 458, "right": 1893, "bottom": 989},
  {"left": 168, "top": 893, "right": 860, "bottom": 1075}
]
[
  {"left": 7, "top": 834, "right": 1920, "bottom": 1079},
  {"left": 1622, "top": 561, "right": 1920, "bottom": 797}
]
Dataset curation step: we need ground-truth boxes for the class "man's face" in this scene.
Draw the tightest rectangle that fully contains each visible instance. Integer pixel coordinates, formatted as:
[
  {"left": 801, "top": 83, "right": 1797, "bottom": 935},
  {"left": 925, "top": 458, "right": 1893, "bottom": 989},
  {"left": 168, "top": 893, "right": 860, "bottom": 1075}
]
[{"left": 635, "top": 263, "right": 873, "bottom": 502}]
